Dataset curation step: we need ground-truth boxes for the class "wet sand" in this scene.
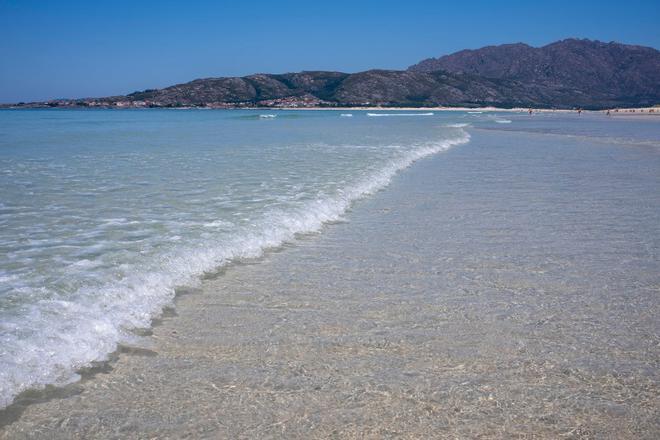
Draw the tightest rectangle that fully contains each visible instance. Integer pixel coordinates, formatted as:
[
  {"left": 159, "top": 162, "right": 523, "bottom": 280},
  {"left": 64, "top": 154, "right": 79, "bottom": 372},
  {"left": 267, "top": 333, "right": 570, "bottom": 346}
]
[{"left": 1, "top": 129, "right": 659, "bottom": 439}]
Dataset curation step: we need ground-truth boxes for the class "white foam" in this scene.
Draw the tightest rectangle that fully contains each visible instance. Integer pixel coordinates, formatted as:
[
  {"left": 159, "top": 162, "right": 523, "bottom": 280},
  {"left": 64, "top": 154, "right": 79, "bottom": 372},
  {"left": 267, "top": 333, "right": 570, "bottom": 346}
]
[
  {"left": 367, "top": 112, "right": 434, "bottom": 117},
  {"left": 202, "top": 219, "right": 233, "bottom": 228},
  {"left": 0, "top": 130, "right": 470, "bottom": 409},
  {"left": 0, "top": 274, "right": 18, "bottom": 284},
  {"left": 259, "top": 114, "right": 277, "bottom": 119},
  {"left": 67, "top": 259, "right": 103, "bottom": 270},
  {"left": 446, "top": 123, "right": 470, "bottom": 128},
  {"left": 468, "top": 111, "right": 483, "bottom": 114},
  {"left": 340, "top": 114, "right": 353, "bottom": 117},
  {"left": 495, "top": 119, "right": 512, "bottom": 124}
]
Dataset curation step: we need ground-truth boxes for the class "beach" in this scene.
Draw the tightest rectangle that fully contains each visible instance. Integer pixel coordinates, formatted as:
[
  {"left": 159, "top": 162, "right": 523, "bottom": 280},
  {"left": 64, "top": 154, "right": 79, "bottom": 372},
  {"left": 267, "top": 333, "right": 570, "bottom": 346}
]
[
  {"left": 0, "top": 111, "right": 658, "bottom": 438},
  {"left": 607, "top": 107, "right": 660, "bottom": 117}
]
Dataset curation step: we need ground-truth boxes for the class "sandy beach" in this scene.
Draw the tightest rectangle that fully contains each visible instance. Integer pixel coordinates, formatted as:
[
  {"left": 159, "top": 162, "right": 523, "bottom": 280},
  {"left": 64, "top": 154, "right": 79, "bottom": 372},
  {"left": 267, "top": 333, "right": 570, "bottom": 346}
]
[
  {"left": 261, "top": 106, "right": 660, "bottom": 116},
  {"left": 606, "top": 107, "right": 660, "bottom": 117},
  {"left": 1, "top": 123, "right": 658, "bottom": 439}
]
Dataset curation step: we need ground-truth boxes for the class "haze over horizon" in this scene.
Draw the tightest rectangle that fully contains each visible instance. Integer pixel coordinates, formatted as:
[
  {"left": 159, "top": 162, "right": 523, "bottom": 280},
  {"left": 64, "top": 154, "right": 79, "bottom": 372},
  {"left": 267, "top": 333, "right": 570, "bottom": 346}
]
[{"left": 1, "top": 0, "right": 659, "bottom": 103}]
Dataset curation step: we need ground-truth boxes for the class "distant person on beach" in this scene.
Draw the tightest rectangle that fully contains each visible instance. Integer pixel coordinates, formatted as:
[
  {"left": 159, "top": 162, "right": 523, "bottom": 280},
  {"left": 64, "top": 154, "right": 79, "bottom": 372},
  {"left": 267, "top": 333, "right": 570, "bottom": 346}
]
[{"left": 528, "top": 108, "right": 533, "bottom": 115}]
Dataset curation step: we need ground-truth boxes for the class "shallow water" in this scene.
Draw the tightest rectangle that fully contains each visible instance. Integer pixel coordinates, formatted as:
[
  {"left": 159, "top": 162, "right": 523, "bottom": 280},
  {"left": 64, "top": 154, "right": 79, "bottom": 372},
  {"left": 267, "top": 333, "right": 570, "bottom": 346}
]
[
  {"left": 0, "top": 109, "right": 471, "bottom": 408},
  {"left": 0, "top": 110, "right": 659, "bottom": 438}
]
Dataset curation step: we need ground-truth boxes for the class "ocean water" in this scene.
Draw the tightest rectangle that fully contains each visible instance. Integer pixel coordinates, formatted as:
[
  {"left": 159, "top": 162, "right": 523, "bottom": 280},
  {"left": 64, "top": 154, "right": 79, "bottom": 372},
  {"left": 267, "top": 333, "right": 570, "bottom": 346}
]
[
  {"left": 0, "top": 109, "right": 658, "bottom": 416},
  {"left": 1, "top": 108, "right": 659, "bottom": 437},
  {"left": 0, "top": 109, "right": 472, "bottom": 408}
]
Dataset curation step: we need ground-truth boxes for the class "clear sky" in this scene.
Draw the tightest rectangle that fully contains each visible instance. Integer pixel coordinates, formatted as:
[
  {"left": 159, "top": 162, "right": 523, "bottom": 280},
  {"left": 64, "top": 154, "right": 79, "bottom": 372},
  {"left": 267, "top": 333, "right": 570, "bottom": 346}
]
[{"left": 1, "top": 0, "right": 659, "bottom": 103}]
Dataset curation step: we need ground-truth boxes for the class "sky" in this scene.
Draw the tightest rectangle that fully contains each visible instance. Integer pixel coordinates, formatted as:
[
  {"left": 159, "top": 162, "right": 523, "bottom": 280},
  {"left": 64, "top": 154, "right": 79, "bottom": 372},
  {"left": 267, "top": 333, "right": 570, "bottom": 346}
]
[{"left": 1, "top": 0, "right": 659, "bottom": 103}]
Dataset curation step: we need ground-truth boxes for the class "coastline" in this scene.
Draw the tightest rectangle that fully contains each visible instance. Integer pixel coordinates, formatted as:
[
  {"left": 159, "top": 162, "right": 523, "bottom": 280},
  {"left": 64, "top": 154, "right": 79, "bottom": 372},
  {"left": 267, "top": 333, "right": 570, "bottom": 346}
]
[
  {"left": 275, "top": 106, "right": 659, "bottom": 116},
  {"left": 3, "top": 105, "right": 658, "bottom": 116},
  {"left": 274, "top": 106, "right": 577, "bottom": 112}
]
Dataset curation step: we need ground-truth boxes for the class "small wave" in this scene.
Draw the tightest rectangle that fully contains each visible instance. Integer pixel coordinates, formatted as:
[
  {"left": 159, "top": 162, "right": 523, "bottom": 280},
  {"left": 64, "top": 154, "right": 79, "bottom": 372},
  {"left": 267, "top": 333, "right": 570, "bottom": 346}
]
[
  {"left": 468, "top": 111, "right": 483, "bottom": 114},
  {"left": 202, "top": 219, "right": 234, "bottom": 228},
  {"left": 340, "top": 114, "right": 353, "bottom": 117},
  {"left": 476, "top": 127, "right": 660, "bottom": 148},
  {"left": 446, "top": 123, "right": 470, "bottom": 128},
  {"left": 495, "top": 119, "right": 512, "bottom": 124},
  {"left": 367, "top": 112, "right": 434, "bottom": 117},
  {"left": 0, "top": 129, "right": 470, "bottom": 410},
  {"left": 66, "top": 259, "right": 104, "bottom": 271},
  {"left": 259, "top": 114, "right": 277, "bottom": 119}
]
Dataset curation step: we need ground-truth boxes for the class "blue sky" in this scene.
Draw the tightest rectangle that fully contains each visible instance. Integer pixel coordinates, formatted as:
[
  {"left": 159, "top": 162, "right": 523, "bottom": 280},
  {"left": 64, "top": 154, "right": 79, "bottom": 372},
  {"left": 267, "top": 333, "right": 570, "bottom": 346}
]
[{"left": 1, "top": 0, "right": 659, "bottom": 103}]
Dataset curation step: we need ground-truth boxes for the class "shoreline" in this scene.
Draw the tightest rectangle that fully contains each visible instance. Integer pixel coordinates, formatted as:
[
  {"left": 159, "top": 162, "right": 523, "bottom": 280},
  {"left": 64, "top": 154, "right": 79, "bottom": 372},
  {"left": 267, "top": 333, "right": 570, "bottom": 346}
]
[
  {"left": 275, "top": 106, "right": 660, "bottom": 116},
  {"left": 2, "top": 126, "right": 658, "bottom": 438},
  {"left": 2, "top": 105, "right": 658, "bottom": 115},
  {"left": 279, "top": 106, "right": 603, "bottom": 112}
]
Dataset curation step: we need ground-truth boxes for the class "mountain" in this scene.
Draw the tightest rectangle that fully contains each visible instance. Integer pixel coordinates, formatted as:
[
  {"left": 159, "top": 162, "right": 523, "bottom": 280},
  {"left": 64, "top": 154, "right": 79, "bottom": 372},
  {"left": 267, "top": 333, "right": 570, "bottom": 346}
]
[
  {"left": 6, "top": 39, "right": 659, "bottom": 110},
  {"left": 409, "top": 39, "right": 660, "bottom": 108},
  {"left": 12, "top": 70, "right": 553, "bottom": 109}
]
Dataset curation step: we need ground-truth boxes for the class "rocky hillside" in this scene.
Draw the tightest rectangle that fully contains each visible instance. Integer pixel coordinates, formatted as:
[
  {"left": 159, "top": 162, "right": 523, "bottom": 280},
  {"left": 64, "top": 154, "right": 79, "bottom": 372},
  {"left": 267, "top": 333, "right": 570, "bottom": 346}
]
[
  {"left": 14, "top": 70, "right": 552, "bottom": 109},
  {"left": 8, "top": 39, "right": 659, "bottom": 109},
  {"left": 409, "top": 39, "right": 660, "bottom": 108}
]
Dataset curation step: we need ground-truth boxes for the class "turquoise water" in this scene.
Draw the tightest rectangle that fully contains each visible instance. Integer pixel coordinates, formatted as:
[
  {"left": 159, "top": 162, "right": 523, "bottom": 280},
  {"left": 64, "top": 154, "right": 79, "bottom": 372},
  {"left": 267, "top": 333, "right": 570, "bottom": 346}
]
[
  {"left": 0, "top": 109, "right": 471, "bottom": 407},
  {"left": 0, "top": 109, "right": 658, "bottom": 410}
]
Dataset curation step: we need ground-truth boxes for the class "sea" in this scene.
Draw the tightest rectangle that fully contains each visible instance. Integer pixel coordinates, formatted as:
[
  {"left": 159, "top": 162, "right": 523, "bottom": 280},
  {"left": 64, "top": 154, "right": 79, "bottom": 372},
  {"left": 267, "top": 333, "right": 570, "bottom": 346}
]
[{"left": 0, "top": 108, "right": 658, "bottom": 415}]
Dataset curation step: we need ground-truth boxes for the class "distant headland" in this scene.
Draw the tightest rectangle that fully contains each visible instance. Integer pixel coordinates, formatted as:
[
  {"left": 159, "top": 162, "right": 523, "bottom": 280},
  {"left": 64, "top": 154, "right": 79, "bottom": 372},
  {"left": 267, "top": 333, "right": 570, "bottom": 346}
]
[{"left": 3, "top": 39, "right": 659, "bottom": 110}]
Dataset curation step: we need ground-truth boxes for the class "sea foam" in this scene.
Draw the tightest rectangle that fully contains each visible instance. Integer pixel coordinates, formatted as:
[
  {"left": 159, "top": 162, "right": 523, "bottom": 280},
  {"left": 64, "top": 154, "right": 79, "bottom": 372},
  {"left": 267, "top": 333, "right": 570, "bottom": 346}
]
[
  {"left": 367, "top": 112, "right": 434, "bottom": 117},
  {"left": 0, "top": 129, "right": 470, "bottom": 409}
]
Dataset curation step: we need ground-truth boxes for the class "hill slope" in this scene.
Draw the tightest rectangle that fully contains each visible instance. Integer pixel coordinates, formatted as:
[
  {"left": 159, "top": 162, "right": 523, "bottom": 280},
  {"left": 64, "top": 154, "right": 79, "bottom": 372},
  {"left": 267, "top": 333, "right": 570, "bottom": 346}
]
[
  {"left": 409, "top": 39, "right": 660, "bottom": 108},
  {"left": 19, "top": 70, "right": 555, "bottom": 109},
  {"left": 7, "top": 39, "right": 659, "bottom": 109}
]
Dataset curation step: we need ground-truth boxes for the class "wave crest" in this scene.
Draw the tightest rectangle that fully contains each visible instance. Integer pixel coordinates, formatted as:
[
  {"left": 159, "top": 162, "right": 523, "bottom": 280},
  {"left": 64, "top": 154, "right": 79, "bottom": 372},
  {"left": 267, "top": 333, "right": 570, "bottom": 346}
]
[
  {"left": 367, "top": 112, "right": 434, "bottom": 117},
  {"left": 0, "top": 130, "right": 470, "bottom": 409}
]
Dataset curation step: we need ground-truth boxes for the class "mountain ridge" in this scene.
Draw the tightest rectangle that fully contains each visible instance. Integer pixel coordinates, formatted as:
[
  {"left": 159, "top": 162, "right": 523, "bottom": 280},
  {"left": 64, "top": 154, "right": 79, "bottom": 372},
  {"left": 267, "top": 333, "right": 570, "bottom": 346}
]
[
  {"left": 409, "top": 38, "right": 660, "bottom": 108},
  {"left": 5, "top": 39, "right": 659, "bottom": 110}
]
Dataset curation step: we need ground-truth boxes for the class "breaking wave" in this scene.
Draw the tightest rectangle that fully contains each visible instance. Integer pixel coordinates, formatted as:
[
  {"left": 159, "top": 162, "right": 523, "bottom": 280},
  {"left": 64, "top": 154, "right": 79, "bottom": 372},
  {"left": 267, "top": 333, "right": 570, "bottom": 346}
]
[
  {"left": 0, "top": 130, "right": 470, "bottom": 409},
  {"left": 367, "top": 112, "right": 434, "bottom": 117}
]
